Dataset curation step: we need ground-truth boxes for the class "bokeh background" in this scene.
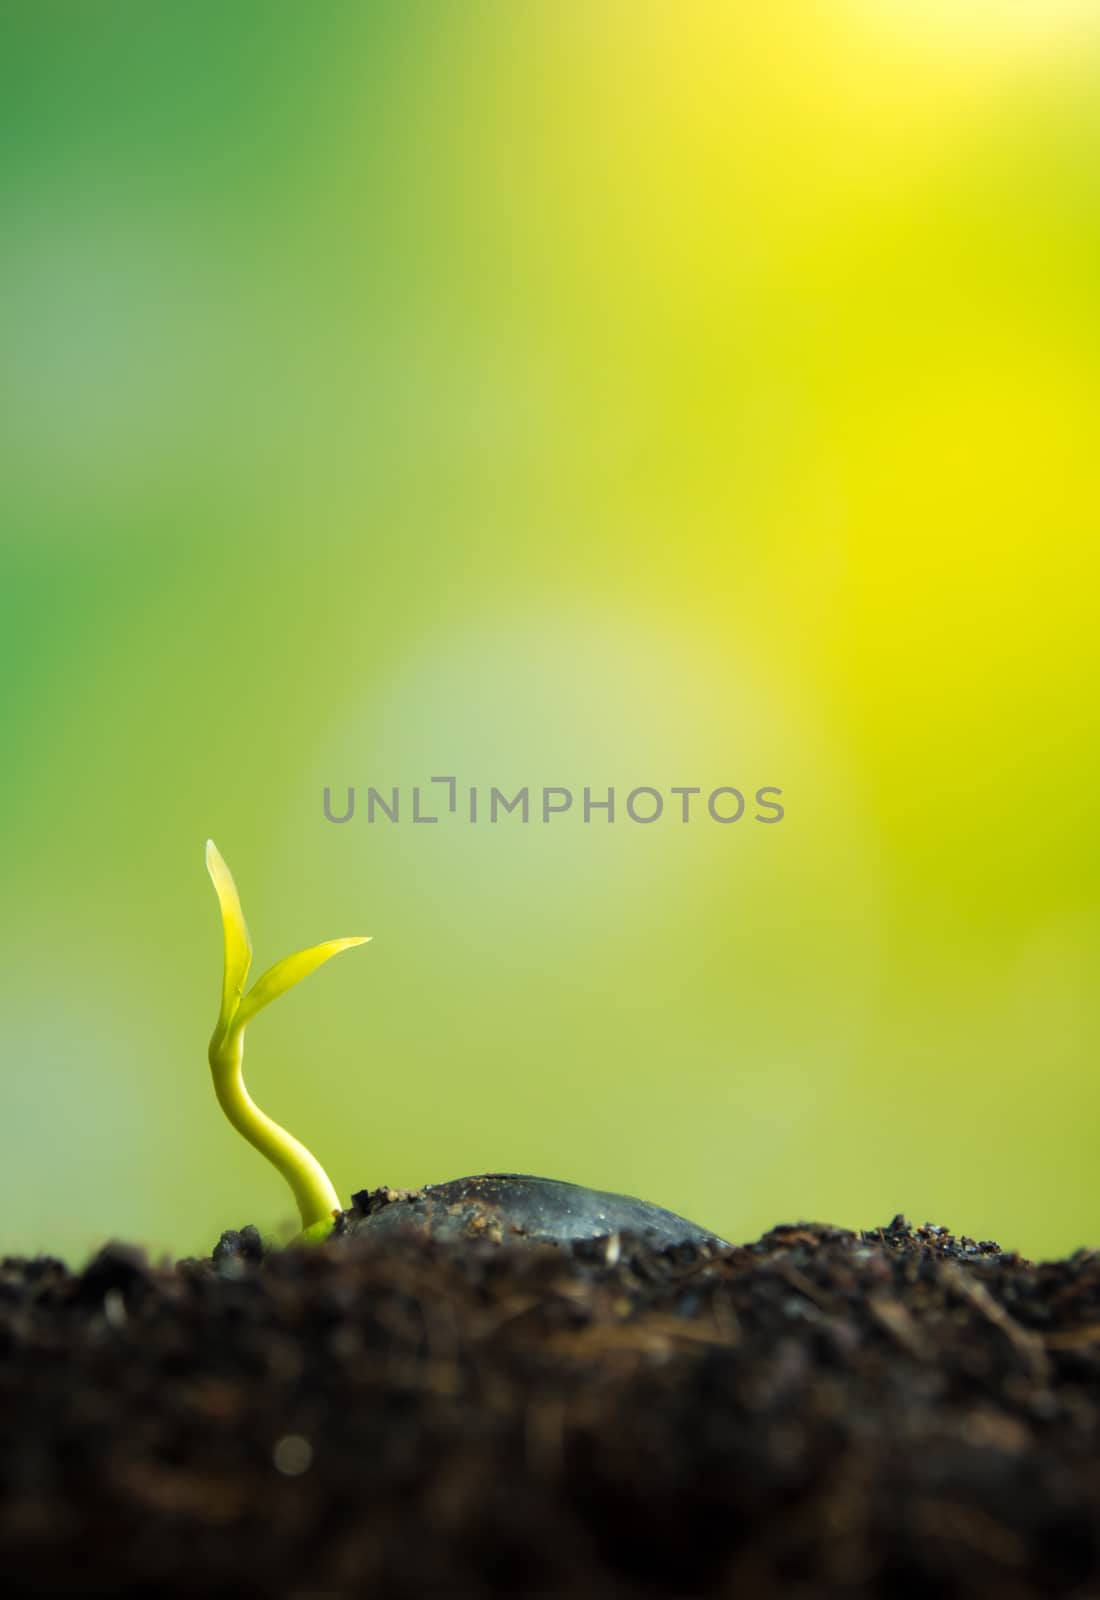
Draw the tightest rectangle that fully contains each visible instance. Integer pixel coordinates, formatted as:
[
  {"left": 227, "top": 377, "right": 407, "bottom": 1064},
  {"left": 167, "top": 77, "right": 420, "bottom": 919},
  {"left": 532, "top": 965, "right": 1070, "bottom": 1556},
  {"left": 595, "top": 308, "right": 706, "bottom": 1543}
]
[{"left": 2, "top": 1, "right": 1098, "bottom": 1264}]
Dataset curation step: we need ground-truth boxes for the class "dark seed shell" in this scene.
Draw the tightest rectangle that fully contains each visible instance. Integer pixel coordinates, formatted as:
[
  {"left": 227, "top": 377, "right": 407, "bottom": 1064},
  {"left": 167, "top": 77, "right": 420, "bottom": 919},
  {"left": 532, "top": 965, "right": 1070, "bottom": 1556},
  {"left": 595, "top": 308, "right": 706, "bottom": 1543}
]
[{"left": 346, "top": 1173, "right": 729, "bottom": 1249}]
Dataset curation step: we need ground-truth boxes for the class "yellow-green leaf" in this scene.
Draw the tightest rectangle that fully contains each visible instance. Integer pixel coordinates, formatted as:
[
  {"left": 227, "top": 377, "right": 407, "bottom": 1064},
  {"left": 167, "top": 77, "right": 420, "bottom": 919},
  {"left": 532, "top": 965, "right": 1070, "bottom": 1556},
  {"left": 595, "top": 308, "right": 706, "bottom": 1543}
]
[
  {"left": 236, "top": 936, "right": 370, "bottom": 1029},
  {"left": 205, "top": 839, "right": 253, "bottom": 1033}
]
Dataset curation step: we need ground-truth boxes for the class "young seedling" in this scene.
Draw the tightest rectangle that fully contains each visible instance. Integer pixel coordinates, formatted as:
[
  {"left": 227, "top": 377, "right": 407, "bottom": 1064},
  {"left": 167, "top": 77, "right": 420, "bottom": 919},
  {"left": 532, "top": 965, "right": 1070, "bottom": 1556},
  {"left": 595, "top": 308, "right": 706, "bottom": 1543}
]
[
  {"left": 206, "top": 840, "right": 369, "bottom": 1242},
  {"left": 205, "top": 840, "right": 727, "bottom": 1253}
]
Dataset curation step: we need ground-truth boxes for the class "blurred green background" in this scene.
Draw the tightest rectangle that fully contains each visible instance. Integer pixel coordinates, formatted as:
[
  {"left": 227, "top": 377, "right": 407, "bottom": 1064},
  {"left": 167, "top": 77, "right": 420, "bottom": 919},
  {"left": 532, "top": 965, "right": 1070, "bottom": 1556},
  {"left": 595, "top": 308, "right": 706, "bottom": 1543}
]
[{"left": 2, "top": 2, "right": 1098, "bottom": 1264}]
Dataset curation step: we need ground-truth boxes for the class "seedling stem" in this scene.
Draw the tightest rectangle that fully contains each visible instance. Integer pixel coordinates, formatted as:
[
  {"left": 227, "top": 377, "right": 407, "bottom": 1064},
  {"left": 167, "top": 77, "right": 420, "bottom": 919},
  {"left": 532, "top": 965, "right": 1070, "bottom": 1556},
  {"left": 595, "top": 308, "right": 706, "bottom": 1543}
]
[{"left": 205, "top": 840, "right": 369, "bottom": 1239}]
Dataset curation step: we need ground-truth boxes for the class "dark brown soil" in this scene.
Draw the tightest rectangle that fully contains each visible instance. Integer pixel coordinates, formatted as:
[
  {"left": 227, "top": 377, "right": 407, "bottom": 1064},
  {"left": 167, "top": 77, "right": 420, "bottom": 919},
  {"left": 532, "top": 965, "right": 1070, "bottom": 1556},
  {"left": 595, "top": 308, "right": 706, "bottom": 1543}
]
[{"left": 4, "top": 1206, "right": 1100, "bottom": 1598}]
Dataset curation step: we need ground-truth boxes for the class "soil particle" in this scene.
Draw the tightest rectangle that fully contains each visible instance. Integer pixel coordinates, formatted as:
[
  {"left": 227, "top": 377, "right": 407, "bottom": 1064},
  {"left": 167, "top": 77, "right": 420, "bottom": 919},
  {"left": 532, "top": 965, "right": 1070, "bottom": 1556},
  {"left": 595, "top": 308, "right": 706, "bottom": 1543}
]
[{"left": 4, "top": 1211, "right": 1100, "bottom": 1597}]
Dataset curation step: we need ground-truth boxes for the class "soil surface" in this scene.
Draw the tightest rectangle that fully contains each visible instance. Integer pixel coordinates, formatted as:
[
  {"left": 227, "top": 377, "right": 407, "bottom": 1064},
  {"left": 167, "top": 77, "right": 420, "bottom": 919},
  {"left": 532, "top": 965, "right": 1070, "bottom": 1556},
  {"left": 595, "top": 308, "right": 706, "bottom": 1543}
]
[{"left": 4, "top": 1201, "right": 1100, "bottom": 1598}]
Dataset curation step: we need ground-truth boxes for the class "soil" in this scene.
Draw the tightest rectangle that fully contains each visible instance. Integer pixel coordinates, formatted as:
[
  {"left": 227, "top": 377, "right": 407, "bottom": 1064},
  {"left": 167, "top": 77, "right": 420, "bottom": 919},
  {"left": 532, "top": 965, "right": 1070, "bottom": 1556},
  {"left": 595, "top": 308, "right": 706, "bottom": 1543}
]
[{"left": 4, "top": 1200, "right": 1100, "bottom": 1598}]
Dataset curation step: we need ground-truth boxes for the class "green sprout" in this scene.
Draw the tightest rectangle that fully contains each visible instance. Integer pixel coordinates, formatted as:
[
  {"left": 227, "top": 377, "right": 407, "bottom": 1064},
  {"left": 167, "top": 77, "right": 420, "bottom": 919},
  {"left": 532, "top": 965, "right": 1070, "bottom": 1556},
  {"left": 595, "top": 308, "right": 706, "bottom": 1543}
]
[{"left": 205, "top": 840, "right": 369, "bottom": 1242}]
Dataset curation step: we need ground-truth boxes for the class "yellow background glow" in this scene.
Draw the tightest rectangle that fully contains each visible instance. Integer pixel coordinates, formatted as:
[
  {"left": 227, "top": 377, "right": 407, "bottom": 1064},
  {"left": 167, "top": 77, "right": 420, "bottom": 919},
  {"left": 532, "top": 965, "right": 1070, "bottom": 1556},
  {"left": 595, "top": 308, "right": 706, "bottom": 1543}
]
[{"left": 1, "top": 4, "right": 1097, "bottom": 1263}]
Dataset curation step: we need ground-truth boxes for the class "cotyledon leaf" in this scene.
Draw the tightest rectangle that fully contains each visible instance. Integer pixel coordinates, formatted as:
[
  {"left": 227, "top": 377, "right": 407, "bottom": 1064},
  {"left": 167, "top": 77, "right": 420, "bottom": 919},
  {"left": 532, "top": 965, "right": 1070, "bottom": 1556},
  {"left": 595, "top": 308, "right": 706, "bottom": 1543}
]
[
  {"left": 205, "top": 839, "right": 252, "bottom": 1034},
  {"left": 235, "top": 937, "right": 371, "bottom": 1030}
]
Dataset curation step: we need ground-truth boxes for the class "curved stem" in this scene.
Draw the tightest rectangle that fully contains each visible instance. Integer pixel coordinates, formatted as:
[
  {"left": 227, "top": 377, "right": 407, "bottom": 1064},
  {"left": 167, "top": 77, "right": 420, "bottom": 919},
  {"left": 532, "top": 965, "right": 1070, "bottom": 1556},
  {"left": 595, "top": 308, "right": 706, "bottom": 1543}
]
[{"left": 208, "top": 1026, "right": 340, "bottom": 1234}]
